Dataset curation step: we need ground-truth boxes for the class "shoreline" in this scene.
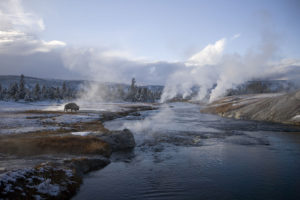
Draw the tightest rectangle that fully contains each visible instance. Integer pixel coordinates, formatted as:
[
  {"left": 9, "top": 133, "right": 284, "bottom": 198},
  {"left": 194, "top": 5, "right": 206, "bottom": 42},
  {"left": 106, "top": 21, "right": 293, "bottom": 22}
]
[{"left": 0, "top": 103, "right": 158, "bottom": 199}]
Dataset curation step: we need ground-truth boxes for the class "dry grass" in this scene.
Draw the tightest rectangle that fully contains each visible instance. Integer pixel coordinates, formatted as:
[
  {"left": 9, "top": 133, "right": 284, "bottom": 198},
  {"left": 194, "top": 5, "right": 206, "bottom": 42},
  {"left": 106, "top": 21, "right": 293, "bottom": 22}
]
[
  {"left": 70, "top": 120, "right": 109, "bottom": 132},
  {"left": 0, "top": 135, "right": 111, "bottom": 157},
  {"left": 22, "top": 110, "right": 74, "bottom": 114},
  {"left": 21, "top": 119, "right": 109, "bottom": 137}
]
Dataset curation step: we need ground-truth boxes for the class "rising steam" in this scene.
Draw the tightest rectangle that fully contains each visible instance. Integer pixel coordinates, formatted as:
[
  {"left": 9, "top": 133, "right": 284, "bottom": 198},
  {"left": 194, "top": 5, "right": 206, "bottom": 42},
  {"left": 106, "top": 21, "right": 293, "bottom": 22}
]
[{"left": 161, "top": 32, "right": 299, "bottom": 103}]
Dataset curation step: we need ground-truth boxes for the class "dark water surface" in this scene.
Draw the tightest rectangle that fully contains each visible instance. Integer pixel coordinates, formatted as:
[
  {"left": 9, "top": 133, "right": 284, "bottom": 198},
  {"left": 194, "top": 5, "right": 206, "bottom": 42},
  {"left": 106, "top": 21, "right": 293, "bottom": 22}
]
[{"left": 74, "top": 103, "right": 300, "bottom": 200}]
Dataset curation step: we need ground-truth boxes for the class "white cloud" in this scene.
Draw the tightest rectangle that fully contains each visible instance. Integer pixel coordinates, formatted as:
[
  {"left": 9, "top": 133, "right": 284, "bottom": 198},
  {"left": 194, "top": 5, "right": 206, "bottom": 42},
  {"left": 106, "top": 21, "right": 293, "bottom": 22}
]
[
  {"left": 0, "top": 0, "right": 45, "bottom": 32},
  {"left": 231, "top": 33, "right": 241, "bottom": 40},
  {"left": 0, "top": 0, "right": 65, "bottom": 55},
  {"left": 186, "top": 38, "right": 226, "bottom": 67},
  {"left": 61, "top": 47, "right": 182, "bottom": 84}
]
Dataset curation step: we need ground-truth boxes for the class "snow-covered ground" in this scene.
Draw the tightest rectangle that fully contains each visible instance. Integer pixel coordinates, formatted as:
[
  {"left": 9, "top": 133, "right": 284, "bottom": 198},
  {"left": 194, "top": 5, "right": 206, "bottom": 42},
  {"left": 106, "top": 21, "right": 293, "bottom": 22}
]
[
  {"left": 0, "top": 100, "right": 152, "bottom": 112},
  {"left": 0, "top": 101, "right": 64, "bottom": 112},
  {"left": 0, "top": 101, "right": 100, "bottom": 135},
  {"left": 0, "top": 100, "right": 156, "bottom": 135}
]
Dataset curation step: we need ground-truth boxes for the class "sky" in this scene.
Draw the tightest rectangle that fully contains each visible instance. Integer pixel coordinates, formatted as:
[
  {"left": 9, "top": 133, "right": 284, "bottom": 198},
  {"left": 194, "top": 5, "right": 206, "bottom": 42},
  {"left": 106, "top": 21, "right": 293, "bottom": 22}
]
[{"left": 0, "top": 0, "right": 300, "bottom": 86}]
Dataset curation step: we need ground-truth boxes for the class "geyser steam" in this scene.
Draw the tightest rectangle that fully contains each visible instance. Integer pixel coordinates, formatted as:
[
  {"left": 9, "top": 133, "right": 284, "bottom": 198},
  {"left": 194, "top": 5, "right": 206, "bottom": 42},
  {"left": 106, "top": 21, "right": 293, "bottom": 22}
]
[{"left": 161, "top": 33, "right": 299, "bottom": 103}]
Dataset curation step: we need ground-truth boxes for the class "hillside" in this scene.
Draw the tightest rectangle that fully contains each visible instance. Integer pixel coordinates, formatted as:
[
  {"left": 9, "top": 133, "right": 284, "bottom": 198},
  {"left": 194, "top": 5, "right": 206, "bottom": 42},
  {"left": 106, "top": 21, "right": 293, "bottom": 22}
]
[
  {"left": 0, "top": 75, "right": 84, "bottom": 90},
  {"left": 201, "top": 90, "right": 300, "bottom": 126},
  {"left": 226, "top": 80, "right": 298, "bottom": 96}
]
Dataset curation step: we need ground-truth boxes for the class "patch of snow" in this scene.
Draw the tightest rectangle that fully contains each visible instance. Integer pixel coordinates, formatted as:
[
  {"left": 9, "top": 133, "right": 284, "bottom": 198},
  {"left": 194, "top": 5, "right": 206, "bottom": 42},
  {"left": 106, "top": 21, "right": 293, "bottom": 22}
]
[
  {"left": 0, "top": 168, "right": 33, "bottom": 184},
  {"left": 15, "top": 186, "right": 23, "bottom": 191},
  {"left": 4, "top": 183, "right": 13, "bottom": 193},
  {"left": 0, "top": 101, "right": 63, "bottom": 112},
  {"left": 34, "top": 194, "right": 43, "bottom": 200},
  {"left": 36, "top": 179, "right": 60, "bottom": 196},
  {"left": 0, "top": 112, "right": 59, "bottom": 135},
  {"left": 71, "top": 131, "right": 91, "bottom": 136},
  {"left": 64, "top": 169, "right": 73, "bottom": 177},
  {"left": 292, "top": 115, "right": 300, "bottom": 121},
  {"left": 43, "top": 114, "right": 99, "bottom": 124}
]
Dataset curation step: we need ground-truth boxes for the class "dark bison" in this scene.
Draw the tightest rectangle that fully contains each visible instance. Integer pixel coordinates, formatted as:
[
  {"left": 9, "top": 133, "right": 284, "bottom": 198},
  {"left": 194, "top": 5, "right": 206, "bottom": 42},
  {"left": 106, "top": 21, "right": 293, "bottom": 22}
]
[{"left": 64, "top": 103, "right": 79, "bottom": 112}]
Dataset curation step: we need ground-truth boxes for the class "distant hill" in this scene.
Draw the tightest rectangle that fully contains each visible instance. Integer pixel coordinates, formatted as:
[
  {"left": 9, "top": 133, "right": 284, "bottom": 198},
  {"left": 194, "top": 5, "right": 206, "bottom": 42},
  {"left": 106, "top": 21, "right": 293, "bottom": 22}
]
[
  {"left": 226, "top": 80, "right": 299, "bottom": 96},
  {"left": 0, "top": 75, "right": 163, "bottom": 90},
  {"left": 0, "top": 75, "right": 85, "bottom": 90},
  {"left": 202, "top": 90, "right": 300, "bottom": 126}
]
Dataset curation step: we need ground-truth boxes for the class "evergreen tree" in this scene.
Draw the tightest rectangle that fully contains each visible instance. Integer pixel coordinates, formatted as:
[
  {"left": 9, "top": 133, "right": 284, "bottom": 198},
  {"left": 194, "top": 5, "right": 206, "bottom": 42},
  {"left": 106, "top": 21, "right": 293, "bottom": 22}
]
[
  {"left": 55, "top": 87, "right": 61, "bottom": 99},
  {"left": 48, "top": 87, "right": 55, "bottom": 99},
  {"left": 0, "top": 84, "right": 2, "bottom": 100},
  {"left": 130, "top": 78, "right": 136, "bottom": 91},
  {"left": 128, "top": 77, "right": 137, "bottom": 101},
  {"left": 19, "top": 74, "right": 26, "bottom": 99},
  {"left": 3, "top": 88, "right": 8, "bottom": 100},
  {"left": 9, "top": 82, "right": 19, "bottom": 100},
  {"left": 24, "top": 89, "right": 32, "bottom": 102},
  {"left": 41, "top": 85, "right": 47, "bottom": 99},
  {"left": 62, "top": 81, "right": 67, "bottom": 99},
  {"left": 34, "top": 83, "right": 41, "bottom": 100}
]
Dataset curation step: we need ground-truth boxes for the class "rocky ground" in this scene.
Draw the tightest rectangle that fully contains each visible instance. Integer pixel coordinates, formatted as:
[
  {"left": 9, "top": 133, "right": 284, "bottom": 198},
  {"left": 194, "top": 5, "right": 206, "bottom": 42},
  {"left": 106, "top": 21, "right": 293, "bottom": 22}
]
[
  {"left": 0, "top": 102, "right": 158, "bottom": 199},
  {"left": 201, "top": 90, "right": 300, "bottom": 126}
]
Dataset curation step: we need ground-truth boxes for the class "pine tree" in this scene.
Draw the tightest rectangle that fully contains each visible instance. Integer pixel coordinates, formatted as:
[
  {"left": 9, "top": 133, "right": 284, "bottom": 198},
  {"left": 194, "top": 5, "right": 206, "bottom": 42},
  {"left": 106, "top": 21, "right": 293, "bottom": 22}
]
[
  {"left": 62, "top": 81, "right": 67, "bottom": 99},
  {"left": 0, "top": 84, "right": 2, "bottom": 100},
  {"left": 130, "top": 78, "right": 136, "bottom": 91},
  {"left": 55, "top": 87, "right": 61, "bottom": 99},
  {"left": 24, "top": 89, "right": 32, "bottom": 102},
  {"left": 3, "top": 88, "right": 8, "bottom": 100},
  {"left": 129, "top": 78, "right": 137, "bottom": 101},
  {"left": 48, "top": 87, "right": 55, "bottom": 99},
  {"left": 41, "top": 85, "right": 47, "bottom": 99},
  {"left": 19, "top": 74, "right": 26, "bottom": 99},
  {"left": 9, "top": 82, "right": 19, "bottom": 100},
  {"left": 34, "top": 83, "right": 41, "bottom": 100}
]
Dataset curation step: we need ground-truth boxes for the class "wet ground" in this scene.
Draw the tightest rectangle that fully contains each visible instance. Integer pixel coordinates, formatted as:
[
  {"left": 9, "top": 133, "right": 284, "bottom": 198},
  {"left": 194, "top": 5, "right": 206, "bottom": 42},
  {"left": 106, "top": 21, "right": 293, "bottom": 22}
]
[{"left": 74, "top": 102, "right": 300, "bottom": 200}]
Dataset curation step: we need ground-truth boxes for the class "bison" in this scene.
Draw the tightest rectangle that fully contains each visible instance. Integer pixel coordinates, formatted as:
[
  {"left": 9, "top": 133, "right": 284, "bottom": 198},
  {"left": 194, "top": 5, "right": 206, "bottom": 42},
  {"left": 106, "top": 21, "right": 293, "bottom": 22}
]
[{"left": 64, "top": 103, "right": 80, "bottom": 112}]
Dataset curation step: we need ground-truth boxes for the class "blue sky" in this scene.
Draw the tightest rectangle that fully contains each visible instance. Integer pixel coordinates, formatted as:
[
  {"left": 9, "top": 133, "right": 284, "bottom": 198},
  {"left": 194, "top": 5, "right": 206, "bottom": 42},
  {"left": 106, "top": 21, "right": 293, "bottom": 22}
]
[
  {"left": 0, "top": 0, "right": 299, "bottom": 86},
  {"left": 22, "top": 0, "right": 300, "bottom": 61}
]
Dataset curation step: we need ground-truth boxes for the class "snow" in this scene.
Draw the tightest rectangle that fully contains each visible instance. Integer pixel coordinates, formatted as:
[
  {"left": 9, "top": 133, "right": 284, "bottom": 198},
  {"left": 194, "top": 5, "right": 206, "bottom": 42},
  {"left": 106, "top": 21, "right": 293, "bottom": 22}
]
[
  {"left": 34, "top": 195, "right": 43, "bottom": 200},
  {"left": 36, "top": 179, "right": 60, "bottom": 196},
  {"left": 0, "top": 112, "right": 59, "bottom": 134},
  {"left": 292, "top": 115, "right": 300, "bottom": 121},
  {"left": 0, "top": 101, "right": 99, "bottom": 135},
  {"left": 0, "top": 101, "right": 63, "bottom": 112},
  {"left": 0, "top": 165, "right": 76, "bottom": 198},
  {"left": 0, "top": 100, "right": 156, "bottom": 135},
  {"left": 71, "top": 132, "right": 91, "bottom": 136},
  {"left": 42, "top": 113, "right": 99, "bottom": 124},
  {"left": 64, "top": 169, "right": 73, "bottom": 177},
  {"left": 0, "top": 168, "right": 32, "bottom": 184}
]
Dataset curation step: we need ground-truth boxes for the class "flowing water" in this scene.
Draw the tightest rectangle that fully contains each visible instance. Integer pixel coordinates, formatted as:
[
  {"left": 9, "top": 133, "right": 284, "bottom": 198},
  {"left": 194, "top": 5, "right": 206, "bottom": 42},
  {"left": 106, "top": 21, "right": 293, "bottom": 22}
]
[{"left": 74, "top": 103, "right": 300, "bottom": 200}]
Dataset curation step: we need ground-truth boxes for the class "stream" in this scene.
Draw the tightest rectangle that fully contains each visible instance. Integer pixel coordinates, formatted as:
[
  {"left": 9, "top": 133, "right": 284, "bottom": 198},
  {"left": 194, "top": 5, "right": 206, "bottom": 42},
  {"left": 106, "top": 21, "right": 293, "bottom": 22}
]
[{"left": 74, "top": 102, "right": 300, "bottom": 200}]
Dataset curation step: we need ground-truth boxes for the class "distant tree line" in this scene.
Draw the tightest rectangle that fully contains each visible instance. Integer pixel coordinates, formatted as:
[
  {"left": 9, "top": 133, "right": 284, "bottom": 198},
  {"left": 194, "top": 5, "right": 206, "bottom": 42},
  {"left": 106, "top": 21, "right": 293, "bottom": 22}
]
[
  {"left": 125, "top": 78, "right": 162, "bottom": 102},
  {"left": 0, "top": 76, "right": 162, "bottom": 102},
  {"left": 0, "top": 75, "right": 77, "bottom": 101}
]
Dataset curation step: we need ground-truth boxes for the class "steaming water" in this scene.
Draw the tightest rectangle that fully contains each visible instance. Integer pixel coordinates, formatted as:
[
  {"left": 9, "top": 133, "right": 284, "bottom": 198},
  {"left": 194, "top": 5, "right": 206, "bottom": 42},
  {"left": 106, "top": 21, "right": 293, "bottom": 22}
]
[{"left": 74, "top": 103, "right": 300, "bottom": 200}]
